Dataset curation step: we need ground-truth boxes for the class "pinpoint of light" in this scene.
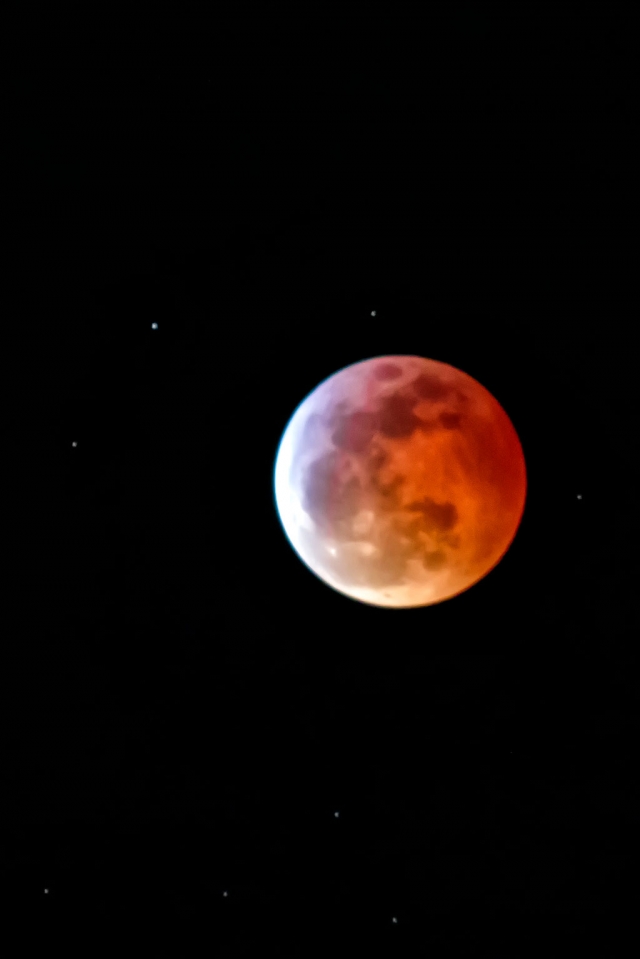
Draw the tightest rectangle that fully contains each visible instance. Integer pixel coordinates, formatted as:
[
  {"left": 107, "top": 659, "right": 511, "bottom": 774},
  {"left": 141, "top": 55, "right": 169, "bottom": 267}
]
[
  {"left": 71, "top": 441, "right": 77, "bottom": 447},
  {"left": 371, "top": 310, "right": 377, "bottom": 316},
  {"left": 151, "top": 322, "right": 158, "bottom": 330}
]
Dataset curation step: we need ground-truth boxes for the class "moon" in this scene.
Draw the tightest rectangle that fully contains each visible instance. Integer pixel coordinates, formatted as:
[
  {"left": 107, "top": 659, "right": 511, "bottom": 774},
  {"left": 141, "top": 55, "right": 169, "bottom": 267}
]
[{"left": 273, "top": 355, "right": 527, "bottom": 608}]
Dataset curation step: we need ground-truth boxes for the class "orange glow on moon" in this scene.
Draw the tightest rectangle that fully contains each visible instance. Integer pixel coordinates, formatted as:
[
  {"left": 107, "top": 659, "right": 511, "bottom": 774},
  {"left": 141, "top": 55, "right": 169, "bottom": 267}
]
[{"left": 274, "top": 355, "right": 527, "bottom": 607}]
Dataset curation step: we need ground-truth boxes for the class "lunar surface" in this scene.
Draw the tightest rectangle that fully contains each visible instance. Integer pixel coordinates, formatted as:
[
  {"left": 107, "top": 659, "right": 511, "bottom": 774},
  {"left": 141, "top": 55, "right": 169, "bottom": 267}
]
[{"left": 273, "top": 355, "right": 527, "bottom": 607}]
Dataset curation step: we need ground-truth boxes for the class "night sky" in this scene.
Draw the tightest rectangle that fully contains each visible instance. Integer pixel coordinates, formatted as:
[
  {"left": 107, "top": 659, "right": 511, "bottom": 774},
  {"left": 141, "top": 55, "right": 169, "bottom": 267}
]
[{"left": 5, "top": 6, "right": 639, "bottom": 953}]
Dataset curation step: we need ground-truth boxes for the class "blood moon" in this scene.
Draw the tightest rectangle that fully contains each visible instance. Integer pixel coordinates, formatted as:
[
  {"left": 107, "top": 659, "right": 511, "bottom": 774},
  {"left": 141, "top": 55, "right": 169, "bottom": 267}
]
[{"left": 273, "top": 355, "right": 527, "bottom": 608}]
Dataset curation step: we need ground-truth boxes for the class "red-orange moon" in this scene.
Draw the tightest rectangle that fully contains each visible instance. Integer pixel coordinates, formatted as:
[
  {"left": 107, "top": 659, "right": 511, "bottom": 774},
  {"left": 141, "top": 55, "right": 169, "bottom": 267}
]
[{"left": 274, "top": 355, "right": 527, "bottom": 607}]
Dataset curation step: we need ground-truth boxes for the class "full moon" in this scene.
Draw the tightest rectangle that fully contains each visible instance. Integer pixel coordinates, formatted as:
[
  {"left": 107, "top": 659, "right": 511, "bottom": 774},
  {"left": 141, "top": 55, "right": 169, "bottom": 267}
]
[{"left": 273, "top": 355, "right": 527, "bottom": 608}]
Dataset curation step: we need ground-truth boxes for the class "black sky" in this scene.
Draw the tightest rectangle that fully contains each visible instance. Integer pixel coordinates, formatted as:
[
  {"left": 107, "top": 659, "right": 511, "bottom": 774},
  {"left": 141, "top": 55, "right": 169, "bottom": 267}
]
[{"left": 5, "top": 6, "right": 639, "bottom": 953}]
